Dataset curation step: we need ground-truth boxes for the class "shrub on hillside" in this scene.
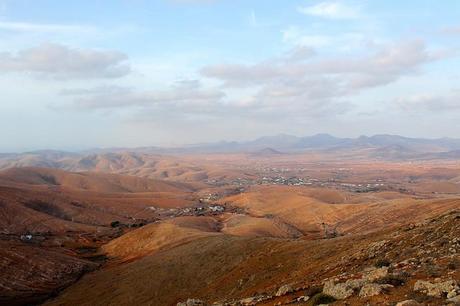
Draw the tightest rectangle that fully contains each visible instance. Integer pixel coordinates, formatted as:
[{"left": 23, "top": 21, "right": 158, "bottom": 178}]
[
  {"left": 110, "top": 221, "right": 120, "bottom": 228},
  {"left": 307, "top": 293, "right": 336, "bottom": 306},
  {"left": 375, "top": 275, "right": 405, "bottom": 286},
  {"left": 304, "top": 285, "right": 322, "bottom": 297},
  {"left": 375, "top": 258, "right": 391, "bottom": 268}
]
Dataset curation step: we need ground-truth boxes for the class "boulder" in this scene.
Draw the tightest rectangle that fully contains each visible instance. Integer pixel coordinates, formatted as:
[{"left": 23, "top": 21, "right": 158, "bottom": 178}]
[
  {"left": 395, "top": 300, "right": 421, "bottom": 306},
  {"left": 448, "top": 289, "right": 459, "bottom": 299},
  {"left": 365, "top": 267, "right": 389, "bottom": 282},
  {"left": 448, "top": 295, "right": 460, "bottom": 304},
  {"left": 177, "top": 299, "right": 206, "bottom": 306},
  {"left": 238, "top": 296, "right": 266, "bottom": 305},
  {"left": 359, "top": 283, "right": 392, "bottom": 298},
  {"left": 323, "top": 280, "right": 354, "bottom": 300},
  {"left": 275, "top": 284, "right": 293, "bottom": 297},
  {"left": 345, "top": 278, "right": 367, "bottom": 290},
  {"left": 414, "top": 279, "right": 459, "bottom": 298},
  {"left": 296, "top": 295, "right": 309, "bottom": 302}
]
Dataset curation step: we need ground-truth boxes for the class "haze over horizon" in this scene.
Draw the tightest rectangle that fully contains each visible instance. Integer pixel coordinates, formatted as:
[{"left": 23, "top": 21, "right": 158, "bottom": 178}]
[{"left": 1, "top": 0, "right": 460, "bottom": 152}]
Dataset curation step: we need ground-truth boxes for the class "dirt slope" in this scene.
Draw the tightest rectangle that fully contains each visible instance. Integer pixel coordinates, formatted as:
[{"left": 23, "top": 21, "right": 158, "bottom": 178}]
[
  {"left": 44, "top": 210, "right": 460, "bottom": 306},
  {"left": 0, "top": 167, "right": 195, "bottom": 193},
  {"left": 102, "top": 221, "right": 219, "bottom": 261},
  {"left": 0, "top": 168, "right": 197, "bottom": 235},
  {"left": 220, "top": 185, "right": 460, "bottom": 237},
  {"left": 0, "top": 239, "right": 97, "bottom": 306}
]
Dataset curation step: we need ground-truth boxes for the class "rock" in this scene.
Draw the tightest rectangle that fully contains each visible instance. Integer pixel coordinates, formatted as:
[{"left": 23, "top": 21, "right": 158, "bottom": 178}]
[
  {"left": 323, "top": 280, "right": 354, "bottom": 300},
  {"left": 177, "top": 299, "right": 206, "bottom": 306},
  {"left": 414, "top": 279, "right": 459, "bottom": 298},
  {"left": 238, "top": 297, "right": 257, "bottom": 305},
  {"left": 238, "top": 296, "right": 266, "bottom": 305},
  {"left": 395, "top": 300, "right": 421, "bottom": 306},
  {"left": 345, "top": 278, "right": 367, "bottom": 290},
  {"left": 448, "top": 295, "right": 460, "bottom": 304},
  {"left": 359, "top": 283, "right": 393, "bottom": 298},
  {"left": 296, "top": 295, "right": 309, "bottom": 302},
  {"left": 275, "top": 284, "right": 293, "bottom": 297},
  {"left": 367, "top": 240, "right": 389, "bottom": 258},
  {"left": 365, "top": 267, "right": 389, "bottom": 282},
  {"left": 448, "top": 289, "right": 459, "bottom": 299}
]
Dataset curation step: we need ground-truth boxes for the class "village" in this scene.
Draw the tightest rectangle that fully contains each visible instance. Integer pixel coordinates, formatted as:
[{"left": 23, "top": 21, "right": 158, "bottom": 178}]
[{"left": 206, "top": 174, "right": 390, "bottom": 193}]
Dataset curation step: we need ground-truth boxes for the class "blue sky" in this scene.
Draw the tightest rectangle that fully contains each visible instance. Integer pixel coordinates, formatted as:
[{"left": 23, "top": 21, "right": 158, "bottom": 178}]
[{"left": 0, "top": 0, "right": 459, "bottom": 152}]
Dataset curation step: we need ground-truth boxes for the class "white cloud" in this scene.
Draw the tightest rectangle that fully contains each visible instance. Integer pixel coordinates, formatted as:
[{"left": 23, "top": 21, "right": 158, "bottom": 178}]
[
  {"left": 0, "top": 43, "right": 130, "bottom": 79},
  {"left": 298, "top": 1, "right": 360, "bottom": 20},
  {"left": 284, "top": 45, "right": 316, "bottom": 61},
  {"left": 64, "top": 80, "right": 226, "bottom": 110},
  {"left": 282, "top": 26, "right": 331, "bottom": 47},
  {"left": 169, "top": 0, "right": 217, "bottom": 4},
  {"left": 198, "top": 40, "right": 442, "bottom": 119},
  {"left": 60, "top": 85, "right": 131, "bottom": 96},
  {"left": 0, "top": 21, "right": 95, "bottom": 33},
  {"left": 201, "top": 40, "right": 436, "bottom": 89},
  {"left": 396, "top": 90, "right": 460, "bottom": 111},
  {"left": 442, "top": 26, "right": 460, "bottom": 35},
  {"left": 281, "top": 26, "right": 368, "bottom": 51}
]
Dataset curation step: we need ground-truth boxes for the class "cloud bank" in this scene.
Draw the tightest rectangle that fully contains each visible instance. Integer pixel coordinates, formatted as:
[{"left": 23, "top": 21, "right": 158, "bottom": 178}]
[{"left": 0, "top": 43, "right": 130, "bottom": 79}]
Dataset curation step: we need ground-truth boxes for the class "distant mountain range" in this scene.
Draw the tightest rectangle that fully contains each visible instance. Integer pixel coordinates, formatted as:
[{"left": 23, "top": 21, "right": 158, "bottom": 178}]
[
  {"left": 175, "top": 133, "right": 460, "bottom": 156},
  {"left": 2, "top": 134, "right": 460, "bottom": 166}
]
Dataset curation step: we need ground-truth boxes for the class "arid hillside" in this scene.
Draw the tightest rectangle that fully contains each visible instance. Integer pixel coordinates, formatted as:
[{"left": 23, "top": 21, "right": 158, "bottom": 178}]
[
  {"left": 1, "top": 156, "right": 460, "bottom": 306},
  {"left": 44, "top": 210, "right": 460, "bottom": 306},
  {"left": 218, "top": 185, "right": 460, "bottom": 238},
  {"left": 0, "top": 167, "right": 207, "bottom": 305},
  {"left": 0, "top": 167, "right": 198, "bottom": 235}
]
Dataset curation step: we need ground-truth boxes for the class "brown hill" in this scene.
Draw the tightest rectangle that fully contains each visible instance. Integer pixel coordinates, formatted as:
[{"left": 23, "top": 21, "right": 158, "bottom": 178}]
[
  {"left": 102, "top": 220, "right": 219, "bottom": 261},
  {"left": 219, "top": 185, "right": 460, "bottom": 238},
  {"left": 0, "top": 239, "right": 97, "bottom": 306},
  {"left": 0, "top": 167, "right": 195, "bottom": 193},
  {"left": 44, "top": 210, "right": 460, "bottom": 306},
  {"left": 0, "top": 168, "right": 196, "bottom": 235},
  {"left": 220, "top": 214, "right": 303, "bottom": 238}
]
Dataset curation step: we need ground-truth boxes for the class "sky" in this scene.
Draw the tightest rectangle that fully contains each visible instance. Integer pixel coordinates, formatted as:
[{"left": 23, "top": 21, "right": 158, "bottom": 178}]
[{"left": 0, "top": 0, "right": 459, "bottom": 152}]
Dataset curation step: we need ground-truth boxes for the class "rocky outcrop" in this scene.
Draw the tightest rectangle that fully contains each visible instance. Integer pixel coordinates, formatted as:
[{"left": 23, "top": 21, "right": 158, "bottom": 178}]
[
  {"left": 322, "top": 266, "right": 396, "bottom": 300},
  {"left": 414, "top": 279, "right": 459, "bottom": 298},
  {"left": 395, "top": 300, "right": 421, "bottom": 306},
  {"left": 322, "top": 280, "right": 354, "bottom": 300},
  {"left": 364, "top": 267, "right": 389, "bottom": 282},
  {"left": 275, "top": 284, "right": 293, "bottom": 297},
  {"left": 238, "top": 295, "right": 270, "bottom": 305},
  {"left": 367, "top": 240, "right": 389, "bottom": 258},
  {"left": 177, "top": 299, "right": 206, "bottom": 306},
  {"left": 448, "top": 295, "right": 460, "bottom": 304},
  {"left": 344, "top": 278, "right": 366, "bottom": 290},
  {"left": 359, "top": 283, "right": 393, "bottom": 298},
  {"left": 295, "top": 295, "right": 309, "bottom": 302}
]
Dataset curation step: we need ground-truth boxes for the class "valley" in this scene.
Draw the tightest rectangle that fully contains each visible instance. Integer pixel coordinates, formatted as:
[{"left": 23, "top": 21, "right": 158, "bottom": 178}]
[{"left": 1, "top": 142, "right": 460, "bottom": 305}]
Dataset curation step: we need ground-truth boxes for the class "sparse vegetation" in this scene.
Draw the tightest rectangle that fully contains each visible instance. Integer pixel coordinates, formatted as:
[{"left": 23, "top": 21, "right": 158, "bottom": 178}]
[
  {"left": 424, "top": 264, "right": 441, "bottom": 277},
  {"left": 375, "top": 258, "right": 391, "bottom": 268},
  {"left": 2, "top": 149, "right": 460, "bottom": 306},
  {"left": 304, "top": 285, "right": 322, "bottom": 297},
  {"left": 307, "top": 293, "right": 336, "bottom": 306},
  {"left": 110, "top": 221, "right": 120, "bottom": 228},
  {"left": 448, "top": 259, "right": 459, "bottom": 270},
  {"left": 375, "top": 275, "right": 406, "bottom": 286}
]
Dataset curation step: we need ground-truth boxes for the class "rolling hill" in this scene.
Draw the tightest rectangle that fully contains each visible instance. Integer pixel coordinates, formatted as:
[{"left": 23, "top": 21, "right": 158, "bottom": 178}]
[{"left": 43, "top": 210, "right": 460, "bottom": 306}]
